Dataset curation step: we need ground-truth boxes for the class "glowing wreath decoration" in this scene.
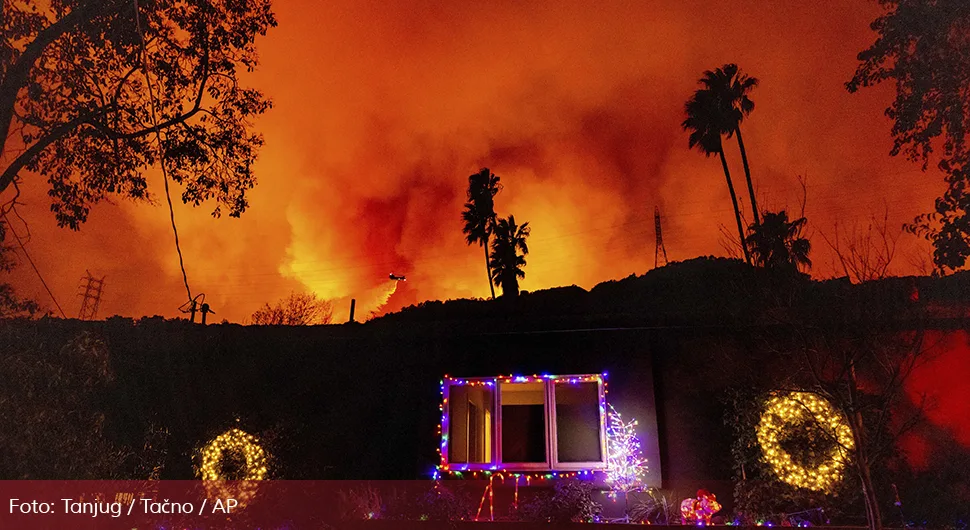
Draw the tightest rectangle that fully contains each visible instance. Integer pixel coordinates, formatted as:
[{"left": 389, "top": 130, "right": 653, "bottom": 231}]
[
  {"left": 199, "top": 428, "right": 268, "bottom": 505},
  {"left": 200, "top": 428, "right": 268, "bottom": 481},
  {"left": 756, "top": 392, "right": 854, "bottom": 492}
]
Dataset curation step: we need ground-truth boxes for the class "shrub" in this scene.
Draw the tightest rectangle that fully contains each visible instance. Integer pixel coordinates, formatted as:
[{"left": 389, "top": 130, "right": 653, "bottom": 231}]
[{"left": 514, "top": 480, "right": 602, "bottom": 523}]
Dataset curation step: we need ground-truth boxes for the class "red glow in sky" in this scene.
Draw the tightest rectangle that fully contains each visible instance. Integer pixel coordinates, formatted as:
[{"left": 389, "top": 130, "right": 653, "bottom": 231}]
[{"left": 6, "top": 1, "right": 944, "bottom": 322}]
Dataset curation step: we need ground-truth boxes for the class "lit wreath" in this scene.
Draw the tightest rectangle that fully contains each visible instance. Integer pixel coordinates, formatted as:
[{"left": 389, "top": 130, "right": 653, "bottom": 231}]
[
  {"left": 756, "top": 392, "right": 854, "bottom": 492},
  {"left": 199, "top": 428, "right": 268, "bottom": 504}
]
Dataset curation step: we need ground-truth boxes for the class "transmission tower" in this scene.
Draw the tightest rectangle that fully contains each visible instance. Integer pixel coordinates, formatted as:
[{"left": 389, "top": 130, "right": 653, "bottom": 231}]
[
  {"left": 77, "top": 271, "right": 105, "bottom": 320},
  {"left": 654, "top": 206, "right": 668, "bottom": 268}
]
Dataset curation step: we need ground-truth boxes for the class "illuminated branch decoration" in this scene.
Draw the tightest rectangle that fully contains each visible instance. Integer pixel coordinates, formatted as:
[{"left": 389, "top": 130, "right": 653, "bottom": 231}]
[
  {"left": 605, "top": 404, "right": 647, "bottom": 498},
  {"left": 756, "top": 392, "right": 854, "bottom": 492},
  {"left": 199, "top": 428, "right": 269, "bottom": 505}
]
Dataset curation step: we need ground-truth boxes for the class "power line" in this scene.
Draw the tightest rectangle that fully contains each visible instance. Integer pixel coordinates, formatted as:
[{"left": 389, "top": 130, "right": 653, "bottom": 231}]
[
  {"left": 132, "top": 0, "right": 193, "bottom": 304},
  {"left": 175, "top": 204, "right": 922, "bottom": 293},
  {"left": 173, "top": 164, "right": 941, "bottom": 280},
  {"left": 188, "top": 193, "right": 932, "bottom": 280},
  {"left": 107, "top": 166, "right": 940, "bottom": 300},
  {"left": 1, "top": 211, "right": 66, "bottom": 318}
]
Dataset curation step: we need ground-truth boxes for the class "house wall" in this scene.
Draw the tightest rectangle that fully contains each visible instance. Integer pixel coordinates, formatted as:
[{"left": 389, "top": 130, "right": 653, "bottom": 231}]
[
  {"left": 4, "top": 319, "right": 670, "bottom": 484},
  {"left": 4, "top": 317, "right": 967, "bottom": 509}
]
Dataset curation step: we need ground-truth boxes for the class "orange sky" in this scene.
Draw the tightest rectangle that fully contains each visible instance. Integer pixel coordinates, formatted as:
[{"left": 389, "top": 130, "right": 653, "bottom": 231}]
[{"left": 5, "top": 0, "right": 947, "bottom": 323}]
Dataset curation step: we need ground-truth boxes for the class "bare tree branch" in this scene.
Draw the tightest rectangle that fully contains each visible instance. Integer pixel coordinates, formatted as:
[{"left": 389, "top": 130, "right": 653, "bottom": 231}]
[{"left": 821, "top": 207, "right": 900, "bottom": 283}]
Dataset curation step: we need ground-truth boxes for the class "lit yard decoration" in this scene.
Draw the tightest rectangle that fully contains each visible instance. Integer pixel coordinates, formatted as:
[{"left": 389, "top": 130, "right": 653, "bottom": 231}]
[
  {"left": 199, "top": 428, "right": 268, "bottom": 505},
  {"left": 605, "top": 404, "right": 647, "bottom": 497},
  {"left": 681, "top": 489, "right": 721, "bottom": 525},
  {"left": 200, "top": 428, "right": 268, "bottom": 481},
  {"left": 756, "top": 392, "right": 854, "bottom": 492}
]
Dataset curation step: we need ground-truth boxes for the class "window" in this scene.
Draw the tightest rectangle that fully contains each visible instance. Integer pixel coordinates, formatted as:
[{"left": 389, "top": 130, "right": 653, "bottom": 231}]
[
  {"left": 441, "top": 374, "right": 607, "bottom": 472},
  {"left": 501, "top": 382, "right": 547, "bottom": 464},
  {"left": 447, "top": 384, "right": 494, "bottom": 464},
  {"left": 554, "top": 381, "right": 603, "bottom": 463}
]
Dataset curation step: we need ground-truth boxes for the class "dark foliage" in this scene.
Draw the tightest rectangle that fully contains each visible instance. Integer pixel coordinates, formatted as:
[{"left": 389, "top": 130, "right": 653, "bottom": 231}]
[
  {"left": 745, "top": 211, "right": 812, "bottom": 273},
  {"left": 628, "top": 488, "right": 680, "bottom": 524},
  {"left": 891, "top": 440, "right": 970, "bottom": 528},
  {"left": 722, "top": 387, "right": 865, "bottom": 525},
  {"left": 382, "top": 484, "right": 476, "bottom": 522},
  {"left": 489, "top": 214, "right": 530, "bottom": 298},
  {"left": 0, "top": 327, "right": 128, "bottom": 478},
  {"left": 371, "top": 257, "right": 970, "bottom": 333},
  {"left": 0, "top": 264, "right": 965, "bottom": 528},
  {"left": 683, "top": 86, "right": 750, "bottom": 264},
  {"left": 849, "top": 0, "right": 970, "bottom": 270},
  {"left": 908, "top": 161, "right": 970, "bottom": 271},
  {"left": 513, "top": 480, "right": 601, "bottom": 523},
  {"left": 0, "top": 222, "right": 39, "bottom": 318},
  {"left": 0, "top": 1, "right": 277, "bottom": 228},
  {"left": 250, "top": 292, "right": 333, "bottom": 325},
  {"left": 462, "top": 168, "right": 502, "bottom": 299},
  {"left": 337, "top": 486, "right": 383, "bottom": 520},
  {"left": 698, "top": 64, "right": 761, "bottom": 227}
]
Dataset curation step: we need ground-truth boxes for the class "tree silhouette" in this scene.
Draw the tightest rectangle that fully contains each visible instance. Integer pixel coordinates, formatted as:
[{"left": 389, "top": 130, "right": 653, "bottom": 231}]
[
  {"left": 760, "top": 289, "right": 933, "bottom": 530},
  {"left": 461, "top": 168, "right": 502, "bottom": 299},
  {"left": 251, "top": 292, "right": 333, "bottom": 325},
  {"left": 683, "top": 89, "right": 751, "bottom": 264},
  {"left": 744, "top": 210, "right": 811, "bottom": 272},
  {"left": 0, "top": 330, "right": 131, "bottom": 478},
  {"left": 489, "top": 215, "right": 530, "bottom": 299},
  {"left": 821, "top": 211, "right": 900, "bottom": 283},
  {"left": 848, "top": 1, "right": 970, "bottom": 271},
  {"left": 0, "top": 221, "right": 38, "bottom": 318},
  {"left": 0, "top": 1, "right": 277, "bottom": 229},
  {"left": 700, "top": 64, "right": 761, "bottom": 227}
]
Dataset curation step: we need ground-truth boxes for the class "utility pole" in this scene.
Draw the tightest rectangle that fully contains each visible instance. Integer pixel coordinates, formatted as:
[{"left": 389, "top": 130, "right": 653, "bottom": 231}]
[
  {"left": 654, "top": 206, "right": 668, "bottom": 268},
  {"left": 179, "top": 293, "right": 207, "bottom": 323},
  {"left": 77, "top": 271, "right": 105, "bottom": 320},
  {"left": 200, "top": 302, "right": 214, "bottom": 325}
]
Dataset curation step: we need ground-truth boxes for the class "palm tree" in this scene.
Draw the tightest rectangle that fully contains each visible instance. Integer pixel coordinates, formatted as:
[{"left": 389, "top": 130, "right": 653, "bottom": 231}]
[
  {"left": 489, "top": 215, "right": 530, "bottom": 298},
  {"left": 700, "top": 64, "right": 761, "bottom": 227},
  {"left": 461, "top": 168, "right": 502, "bottom": 299},
  {"left": 744, "top": 210, "right": 812, "bottom": 272},
  {"left": 683, "top": 90, "right": 752, "bottom": 264}
]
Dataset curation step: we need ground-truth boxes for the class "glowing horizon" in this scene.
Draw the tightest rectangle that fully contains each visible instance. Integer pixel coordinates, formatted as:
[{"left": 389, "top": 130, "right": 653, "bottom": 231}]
[{"left": 4, "top": 0, "right": 943, "bottom": 323}]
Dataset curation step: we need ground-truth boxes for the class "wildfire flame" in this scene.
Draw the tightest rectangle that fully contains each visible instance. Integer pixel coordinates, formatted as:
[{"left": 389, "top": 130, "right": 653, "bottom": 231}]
[{"left": 3, "top": 0, "right": 941, "bottom": 323}]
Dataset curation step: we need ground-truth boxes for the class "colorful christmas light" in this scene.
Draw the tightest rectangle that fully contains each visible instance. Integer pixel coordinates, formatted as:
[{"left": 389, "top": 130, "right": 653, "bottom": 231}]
[
  {"left": 437, "top": 373, "right": 609, "bottom": 479},
  {"left": 681, "top": 490, "right": 722, "bottom": 526},
  {"left": 756, "top": 392, "right": 854, "bottom": 492},
  {"left": 605, "top": 404, "right": 648, "bottom": 497}
]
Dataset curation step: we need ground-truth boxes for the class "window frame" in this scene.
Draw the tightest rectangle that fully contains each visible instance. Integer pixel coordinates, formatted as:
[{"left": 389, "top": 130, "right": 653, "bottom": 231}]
[
  {"left": 549, "top": 378, "right": 609, "bottom": 471},
  {"left": 442, "top": 379, "right": 498, "bottom": 469},
  {"left": 441, "top": 374, "right": 608, "bottom": 473}
]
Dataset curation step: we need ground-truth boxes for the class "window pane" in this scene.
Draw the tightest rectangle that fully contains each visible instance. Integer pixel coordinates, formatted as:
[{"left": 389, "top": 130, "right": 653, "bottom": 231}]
[
  {"left": 555, "top": 382, "right": 602, "bottom": 462},
  {"left": 448, "top": 385, "right": 493, "bottom": 463},
  {"left": 501, "top": 382, "right": 546, "bottom": 463}
]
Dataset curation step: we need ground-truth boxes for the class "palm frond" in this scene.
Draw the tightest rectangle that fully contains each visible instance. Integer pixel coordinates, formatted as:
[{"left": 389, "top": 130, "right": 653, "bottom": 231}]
[{"left": 488, "top": 215, "right": 531, "bottom": 297}]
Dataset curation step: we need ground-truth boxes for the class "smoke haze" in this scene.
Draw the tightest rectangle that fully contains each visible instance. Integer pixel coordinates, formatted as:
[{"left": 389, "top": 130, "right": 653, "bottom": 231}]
[{"left": 5, "top": 0, "right": 943, "bottom": 323}]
